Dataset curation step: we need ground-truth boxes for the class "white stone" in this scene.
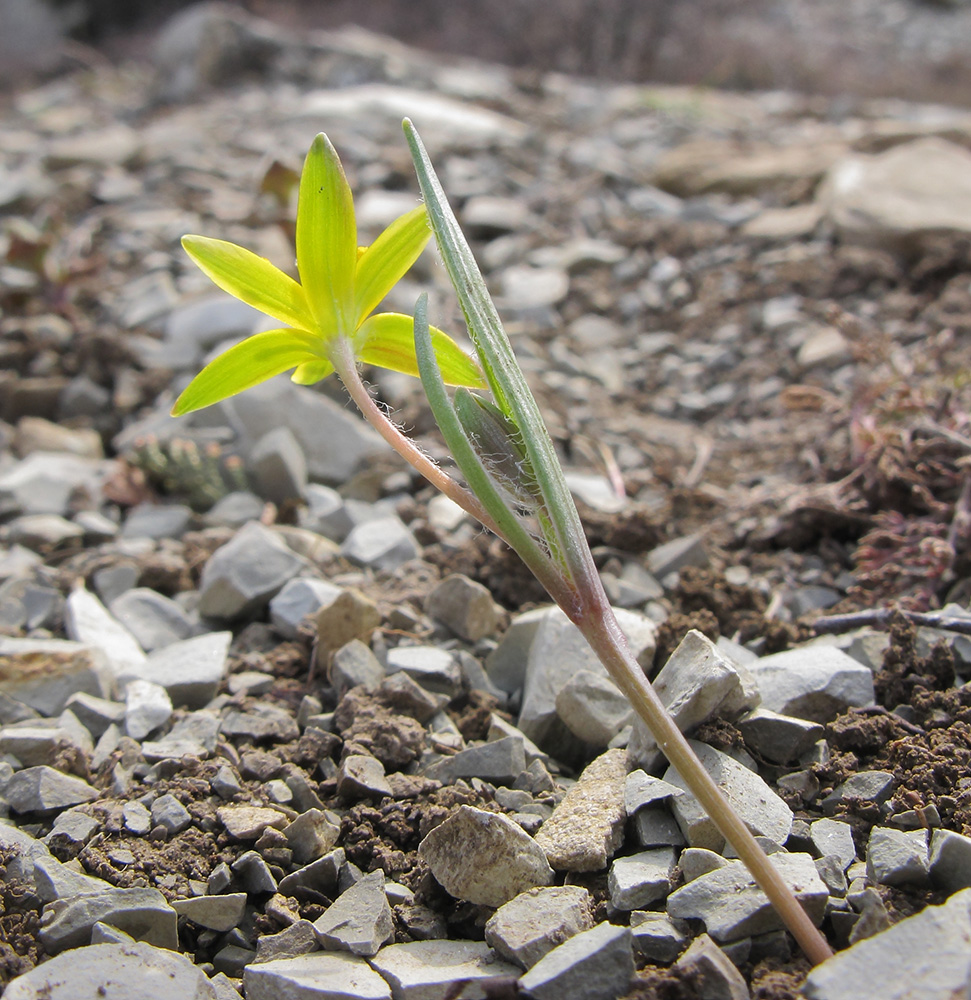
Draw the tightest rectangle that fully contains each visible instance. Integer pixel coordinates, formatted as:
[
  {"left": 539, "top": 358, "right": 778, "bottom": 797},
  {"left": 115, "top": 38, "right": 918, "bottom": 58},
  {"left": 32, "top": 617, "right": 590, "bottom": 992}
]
[
  {"left": 367, "top": 940, "right": 519, "bottom": 1000},
  {"left": 125, "top": 631, "right": 231, "bottom": 709},
  {"left": 125, "top": 680, "right": 173, "bottom": 740},
  {"left": 245, "top": 951, "right": 390, "bottom": 1000},
  {"left": 65, "top": 587, "right": 147, "bottom": 683},
  {"left": 609, "top": 848, "right": 678, "bottom": 910},
  {"left": 485, "top": 885, "right": 594, "bottom": 969}
]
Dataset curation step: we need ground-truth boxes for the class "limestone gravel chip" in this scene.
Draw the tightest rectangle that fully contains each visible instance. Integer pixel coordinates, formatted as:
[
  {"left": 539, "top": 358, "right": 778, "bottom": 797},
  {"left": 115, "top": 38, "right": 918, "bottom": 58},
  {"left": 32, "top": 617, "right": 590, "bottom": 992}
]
[
  {"left": 245, "top": 951, "right": 392, "bottom": 1000},
  {"left": 2, "top": 942, "right": 218, "bottom": 1000},
  {"left": 418, "top": 804, "right": 554, "bottom": 907}
]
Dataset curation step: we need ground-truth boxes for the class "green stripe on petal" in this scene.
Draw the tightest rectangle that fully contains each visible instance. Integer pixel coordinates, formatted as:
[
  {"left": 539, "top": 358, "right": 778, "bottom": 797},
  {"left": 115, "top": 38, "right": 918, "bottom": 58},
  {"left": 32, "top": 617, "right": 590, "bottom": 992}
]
[
  {"left": 296, "top": 134, "right": 356, "bottom": 330},
  {"left": 357, "top": 312, "right": 485, "bottom": 387},
  {"left": 181, "top": 236, "right": 313, "bottom": 331},
  {"left": 171, "top": 328, "right": 324, "bottom": 416},
  {"left": 354, "top": 206, "right": 431, "bottom": 323}
]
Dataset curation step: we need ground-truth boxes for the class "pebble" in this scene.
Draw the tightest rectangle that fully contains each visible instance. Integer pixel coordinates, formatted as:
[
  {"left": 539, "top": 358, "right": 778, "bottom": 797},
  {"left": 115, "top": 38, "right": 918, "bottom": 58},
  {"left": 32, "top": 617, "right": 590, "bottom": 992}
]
[
  {"left": 419, "top": 804, "right": 554, "bottom": 907},
  {"left": 810, "top": 818, "right": 857, "bottom": 872},
  {"left": 250, "top": 426, "right": 307, "bottom": 504},
  {"left": 336, "top": 754, "right": 393, "bottom": 798},
  {"left": 820, "top": 770, "right": 895, "bottom": 816},
  {"left": 424, "top": 573, "right": 499, "bottom": 641},
  {"left": 64, "top": 692, "right": 125, "bottom": 739},
  {"left": 314, "top": 588, "right": 382, "bottom": 665},
  {"left": 340, "top": 516, "right": 420, "bottom": 572},
  {"left": 232, "top": 850, "right": 279, "bottom": 894},
  {"left": 424, "top": 736, "right": 526, "bottom": 785},
  {"left": 368, "top": 939, "right": 519, "bottom": 1000},
  {"left": 197, "top": 521, "right": 308, "bottom": 621},
  {"left": 517, "top": 922, "right": 634, "bottom": 1000},
  {"left": 269, "top": 577, "right": 342, "bottom": 640},
  {"left": 173, "top": 893, "right": 248, "bottom": 932},
  {"left": 0, "top": 638, "right": 114, "bottom": 714},
  {"left": 666, "top": 853, "right": 828, "bottom": 942},
  {"left": 673, "top": 933, "right": 750, "bottom": 1000},
  {"left": 385, "top": 646, "right": 462, "bottom": 697},
  {"left": 4, "top": 765, "right": 98, "bottom": 813},
  {"left": 555, "top": 670, "right": 634, "bottom": 749},
  {"left": 645, "top": 534, "right": 709, "bottom": 577},
  {"left": 217, "top": 804, "right": 289, "bottom": 840},
  {"left": 282, "top": 809, "right": 341, "bottom": 864},
  {"left": 331, "top": 639, "right": 386, "bottom": 693},
  {"left": 929, "top": 828, "right": 971, "bottom": 891},
  {"left": 534, "top": 749, "right": 628, "bottom": 872},
  {"left": 0, "top": 453, "right": 111, "bottom": 518},
  {"left": 124, "top": 679, "right": 173, "bottom": 740},
  {"left": 663, "top": 741, "right": 793, "bottom": 852},
  {"left": 65, "top": 586, "right": 147, "bottom": 683},
  {"left": 803, "top": 886, "right": 971, "bottom": 1000},
  {"left": 747, "top": 645, "right": 875, "bottom": 723},
  {"left": 866, "top": 827, "right": 930, "bottom": 888},
  {"left": 3, "top": 942, "right": 218, "bottom": 1000},
  {"left": 629, "top": 630, "right": 759, "bottom": 767},
  {"left": 484, "top": 885, "right": 594, "bottom": 969},
  {"left": 121, "top": 503, "right": 193, "bottom": 540},
  {"left": 108, "top": 587, "right": 197, "bottom": 652},
  {"left": 629, "top": 911, "right": 691, "bottom": 964},
  {"left": 39, "top": 887, "right": 179, "bottom": 953},
  {"left": 151, "top": 792, "right": 192, "bottom": 834},
  {"left": 736, "top": 708, "right": 824, "bottom": 764},
  {"left": 245, "top": 951, "right": 391, "bottom": 1000},
  {"left": 608, "top": 847, "right": 678, "bottom": 910},
  {"left": 313, "top": 870, "right": 394, "bottom": 957},
  {"left": 254, "top": 919, "right": 321, "bottom": 963}
]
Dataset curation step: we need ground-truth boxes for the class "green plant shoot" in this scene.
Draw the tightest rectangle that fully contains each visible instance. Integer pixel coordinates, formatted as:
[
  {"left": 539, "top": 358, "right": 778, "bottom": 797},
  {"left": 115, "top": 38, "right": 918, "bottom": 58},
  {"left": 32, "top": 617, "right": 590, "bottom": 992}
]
[{"left": 172, "top": 125, "right": 834, "bottom": 968}]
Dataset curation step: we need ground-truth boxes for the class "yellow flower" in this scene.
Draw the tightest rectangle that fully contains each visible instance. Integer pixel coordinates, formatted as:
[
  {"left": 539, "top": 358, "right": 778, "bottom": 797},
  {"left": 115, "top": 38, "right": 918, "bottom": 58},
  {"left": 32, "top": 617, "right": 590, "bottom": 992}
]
[{"left": 172, "top": 133, "right": 483, "bottom": 417}]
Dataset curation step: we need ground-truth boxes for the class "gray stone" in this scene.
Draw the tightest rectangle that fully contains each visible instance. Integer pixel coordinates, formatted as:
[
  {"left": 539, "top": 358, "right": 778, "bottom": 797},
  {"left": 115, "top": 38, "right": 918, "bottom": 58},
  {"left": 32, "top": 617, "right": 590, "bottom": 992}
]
[
  {"left": 127, "top": 631, "right": 232, "bottom": 709},
  {"left": 555, "top": 670, "right": 633, "bottom": 748},
  {"left": 151, "top": 793, "right": 192, "bottom": 835},
  {"left": 0, "top": 453, "right": 111, "bottom": 517},
  {"left": 673, "top": 934, "right": 750, "bottom": 1000},
  {"left": 629, "top": 630, "right": 759, "bottom": 767},
  {"left": 631, "top": 807, "right": 686, "bottom": 849},
  {"left": 221, "top": 703, "right": 299, "bottom": 742},
  {"left": 172, "top": 893, "right": 247, "bottom": 932},
  {"left": 419, "top": 804, "right": 554, "bottom": 907},
  {"left": 821, "top": 770, "right": 895, "bottom": 816},
  {"left": 485, "top": 885, "right": 594, "bottom": 969},
  {"left": 0, "top": 724, "right": 82, "bottom": 769},
  {"left": 367, "top": 939, "right": 519, "bottom": 1000},
  {"left": 282, "top": 809, "right": 341, "bottom": 864},
  {"left": 424, "top": 574, "right": 498, "bottom": 642},
  {"left": 2, "top": 941, "right": 217, "bottom": 1000},
  {"left": 336, "top": 754, "right": 393, "bottom": 798},
  {"left": 39, "top": 888, "right": 178, "bottom": 954},
  {"left": 65, "top": 587, "right": 147, "bottom": 683},
  {"left": 663, "top": 741, "right": 792, "bottom": 852},
  {"left": 424, "top": 736, "right": 526, "bottom": 786},
  {"left": 205, "top": 491, "right": 266, "bottom": 529},
  {"left": 646, "top": 534, "right": 708, "bottom": 577},
  {"left": 232, "top": 850, "right": 278, "bottom": 894},
  {"left": 629, "top": 911, "right": 690, "bottom": 964},
  {"left": 866, "top": 827, "right": 930, "bottom": 888},
  {"left": 4, "top": 766, "right": 98, "bottom": 813},
  {"left": 63, "top": 693, "right": 125, "bottom": 739},
  {"left": 313, "top": 870, "right": 393, "bottom": 957},
  {"left": 341, "top": 516, "right": 420, "bottom": 572},
  {"left": 253, "top": 919, "right": 320, "bottom": 963},
  {"left": 485, "top": 606, "right": 549, "bottom": 694},
  {"left": 667, "top": 853, "right": 827, "bottom": 942},
  {"left": 250, "top": 426, "right": 307, "bottom": 504},
  {"left": 803, "top": 886, "right": 971, "bottom": 1000},
  {"left": 121, "top": 504, "right": 193, "bottom": 540},
  {"left": 385, "top": 646, "right": 461, "bottom": 697},
  {"left": 198, "top": 521, "right": 308, "bottom": 621},
  {"left": 124, "top": 680, "right": 172, "bottom": 739},
  {"left": 0, "top": 638, "right": 114, "bottom": 715},
  {"left": 123, "top": 800, "right": 152, "bottom": 836},
  {"left": 810, "top": 818, "right": 857, "bottom": 872},
  {"left": 278, "top": 848, "right": 345, "bottom": 897},
  {"left": 217, "top": 804, "right": 289, "bottom": 841},
  {"left": 736, "top": 708, "right": 824, "bottom": 764},
  {"left": 517, "top": 606, "right": 655, "bottom": 757},
  {"left": 108, "top": 588, "right": 196, "bottom": 652},
  {"left": 32, "top": 853, "right": 110, "bottom": 903},
  {"left": 297, "top": 484, "right": 354, "bottom": 542},
  {"left": 332, "top": 639, "right": 385, "bottom": 693},
  {"left": 747, "top": 645, "right": 874, "bottom": 723},
  {"left": 625, "top": 771, "right": 683, "bottom": 814},
  {"left": 246, "top": 951, "right": 390, "bottom": 1000},
  {"left": 535, "top": 749, "right": 628, "bottom": 872},
  {"left": 518, "top": 921, "right": 634, "bottom": 1000},
  {"left": 7, "top": 514, "right": 84, "bottom": 549},
  {"left": 608, "top": 847, "right": 678, "bottom": 910},
  {"left": 269, "top": 578, "right": 342, "bottom": 640},
  {"left": 815, "top": 855, "right": 848, "bottom": 897},
  {"left": 929, "top": 828, "right": 971, "bottom": 892}
]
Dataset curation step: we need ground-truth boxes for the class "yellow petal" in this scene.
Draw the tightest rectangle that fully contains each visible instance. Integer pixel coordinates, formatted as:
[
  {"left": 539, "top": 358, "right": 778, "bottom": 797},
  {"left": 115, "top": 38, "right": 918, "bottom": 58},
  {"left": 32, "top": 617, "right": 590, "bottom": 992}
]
[
  {"left": 354, "top": 206, "right": 430, "bottom": 323},
  {"left": 296, "top": 134, "right": 356, "bottom": 329},
  {"left": 357, "top": 312, "right": 485, "bottom": 388},
  {"left": 181, "top": 235, "right": 313, "bottom": 331},
  {"left": 171, "top": 328, "right": 325, "bottom": 416}
]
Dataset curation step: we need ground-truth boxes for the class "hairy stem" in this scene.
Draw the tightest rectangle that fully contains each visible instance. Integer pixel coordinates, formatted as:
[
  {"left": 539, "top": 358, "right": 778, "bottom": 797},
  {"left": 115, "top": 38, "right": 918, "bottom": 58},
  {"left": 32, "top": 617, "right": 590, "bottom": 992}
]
[
  {"left": 330, "top": 340, "right": 500, "bottom": 536},
  {"left": 577, "top": 589, "right": 834, "bottom": 966}
]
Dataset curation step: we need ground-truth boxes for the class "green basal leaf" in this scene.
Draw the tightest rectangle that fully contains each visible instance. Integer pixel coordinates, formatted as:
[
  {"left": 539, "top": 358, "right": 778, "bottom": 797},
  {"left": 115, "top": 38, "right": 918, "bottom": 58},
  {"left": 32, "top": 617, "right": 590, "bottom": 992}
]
[
  {"left": 296, "top": 133, "right": 356, "bottom": 330},
  {"left": 171, "top": 328, "right": 324, "bottom": 416},
  {"left": 355, "top": 206, "right": 431, "bottom": 323},
  {"left": 357, "top": 312, "right": 485, "bottom": 388},
  {"left": 181, "top": 235, "right": 313, "bottom": 332},
  {"left": 404, "top": 118, "right": 596, "bottom": 596}
]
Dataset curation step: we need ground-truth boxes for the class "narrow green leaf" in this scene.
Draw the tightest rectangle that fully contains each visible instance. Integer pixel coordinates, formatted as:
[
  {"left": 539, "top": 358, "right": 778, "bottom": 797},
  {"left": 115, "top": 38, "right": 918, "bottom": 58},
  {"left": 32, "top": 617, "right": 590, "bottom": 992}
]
[
  {"left": 404, "top": 119, "right": 598, "bottom": 598},
  {"left": 181, "top": 236, "right": 313, "bottom": 332},
  {"left": 171, "top": 328, "right": 324, "bottom": 415},
  {"left": 296, "top": 133, "right": 356, "bottom": 329},
  {"left": 354, "top": 206, "right": 431, "bottom": 323},
  {"left": 292, "top": 358, "right": 336, "bottom": 385},
  {"left": 413, "top": 293, "right": 572, "bottom": 608},
  {"left": 357, "top": 312, "right": 485, "bottom": 387}
]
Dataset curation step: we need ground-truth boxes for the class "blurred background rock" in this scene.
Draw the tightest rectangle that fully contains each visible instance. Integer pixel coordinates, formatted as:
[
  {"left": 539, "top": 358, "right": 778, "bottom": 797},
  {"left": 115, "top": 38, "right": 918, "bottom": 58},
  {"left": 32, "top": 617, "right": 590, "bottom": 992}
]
[{"left": 4, "top": 0, "right": 971, "bottom": 105}]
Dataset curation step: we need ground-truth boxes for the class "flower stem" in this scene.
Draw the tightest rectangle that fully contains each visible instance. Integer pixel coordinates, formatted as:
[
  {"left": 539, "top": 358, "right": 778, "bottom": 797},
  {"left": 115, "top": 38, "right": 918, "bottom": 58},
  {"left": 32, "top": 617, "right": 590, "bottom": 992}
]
[
  {"left": 576, "top": 589, "right": 834, "bottom": 966},
  {"left": 331, "top": 340, "right": 501, "bottom": 535}
]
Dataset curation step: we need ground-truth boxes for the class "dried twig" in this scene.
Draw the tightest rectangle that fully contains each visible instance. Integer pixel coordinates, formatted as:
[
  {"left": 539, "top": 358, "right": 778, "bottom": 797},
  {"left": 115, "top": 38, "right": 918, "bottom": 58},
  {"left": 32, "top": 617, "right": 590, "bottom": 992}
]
[{"left": 813, "top": 607, "right": 971, "bottom": 636}]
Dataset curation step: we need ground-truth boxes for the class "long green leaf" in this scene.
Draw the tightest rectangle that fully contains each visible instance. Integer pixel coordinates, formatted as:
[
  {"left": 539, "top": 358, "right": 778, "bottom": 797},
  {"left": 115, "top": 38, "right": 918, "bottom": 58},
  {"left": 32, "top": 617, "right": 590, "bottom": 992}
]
[{"left": 404, "top": 119, "right": 597, "bottom": 602}]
